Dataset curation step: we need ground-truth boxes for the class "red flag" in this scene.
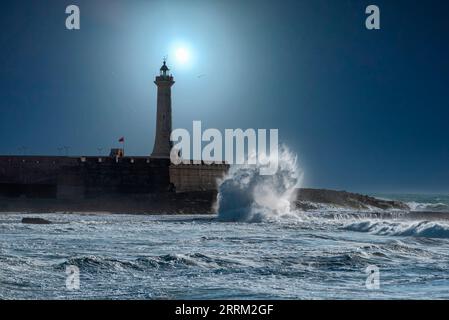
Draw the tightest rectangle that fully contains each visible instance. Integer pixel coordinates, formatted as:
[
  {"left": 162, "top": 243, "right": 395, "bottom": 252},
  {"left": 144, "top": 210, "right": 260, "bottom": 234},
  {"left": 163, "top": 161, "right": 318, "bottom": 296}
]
[{"left": 118, "top": 137, "right": 124, "bottom": 143}]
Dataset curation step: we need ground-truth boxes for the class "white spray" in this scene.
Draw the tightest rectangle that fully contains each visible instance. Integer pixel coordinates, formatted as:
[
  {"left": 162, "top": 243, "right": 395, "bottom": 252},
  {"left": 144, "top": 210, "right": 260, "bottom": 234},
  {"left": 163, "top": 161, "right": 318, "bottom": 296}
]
[{"left": 217, "top": 146, "right": 303, "bottom": 222}]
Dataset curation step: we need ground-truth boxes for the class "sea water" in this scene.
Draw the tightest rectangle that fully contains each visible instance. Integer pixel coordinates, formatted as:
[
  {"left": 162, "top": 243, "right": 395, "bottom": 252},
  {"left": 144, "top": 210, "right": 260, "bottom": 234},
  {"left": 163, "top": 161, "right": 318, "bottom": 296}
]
[
  {"left": 1, "top": 200, "right": 449, "bottom": 299},
  {"left": 1, "top": 149, "right": 449, "bottom": 299}
]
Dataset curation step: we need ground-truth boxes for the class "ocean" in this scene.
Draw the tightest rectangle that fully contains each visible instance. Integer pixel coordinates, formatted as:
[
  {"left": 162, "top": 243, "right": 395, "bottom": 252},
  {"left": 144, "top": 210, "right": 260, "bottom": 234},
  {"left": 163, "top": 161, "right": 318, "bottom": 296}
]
[
  {"left": 1, "top": 193, "right": 449, "bottom": 300},
  {"left": 1, "top": 150, "right": 449, "bottom": 300}
]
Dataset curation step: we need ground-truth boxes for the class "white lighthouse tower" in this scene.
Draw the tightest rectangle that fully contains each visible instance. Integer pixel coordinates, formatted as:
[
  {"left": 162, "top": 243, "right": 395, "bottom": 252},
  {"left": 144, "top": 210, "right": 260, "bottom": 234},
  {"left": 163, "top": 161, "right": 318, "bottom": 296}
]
[{"left": 151, "top": 59, "right": 175, "bottom": 158}]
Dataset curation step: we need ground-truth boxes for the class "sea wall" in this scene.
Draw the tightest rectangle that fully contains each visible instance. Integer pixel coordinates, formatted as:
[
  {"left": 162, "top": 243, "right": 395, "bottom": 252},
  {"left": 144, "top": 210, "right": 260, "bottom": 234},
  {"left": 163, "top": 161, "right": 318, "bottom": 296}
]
[
  {"left": 169, "top": 163, "right": 229, "bottom": 193},
  {"left": 0, "top": 156, "right": 172, "bottom": 199},
  {"left": 0, "top": 156, "right": 229, "bottom": 200}
]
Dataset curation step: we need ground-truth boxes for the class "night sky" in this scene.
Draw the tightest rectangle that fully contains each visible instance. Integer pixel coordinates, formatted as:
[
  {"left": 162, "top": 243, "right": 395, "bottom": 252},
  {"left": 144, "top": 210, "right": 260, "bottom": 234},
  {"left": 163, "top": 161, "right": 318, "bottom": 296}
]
[{"left": 1, "top": 0, "right": 448, "bottom": 193}]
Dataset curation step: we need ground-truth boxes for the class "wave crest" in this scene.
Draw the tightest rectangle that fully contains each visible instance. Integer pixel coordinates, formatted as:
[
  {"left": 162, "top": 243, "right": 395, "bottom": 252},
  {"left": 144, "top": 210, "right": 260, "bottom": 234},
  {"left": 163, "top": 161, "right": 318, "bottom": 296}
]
[
  {"left": 406, "top": 201, "right": 449, "bottom": 212},
  {"left": 344, "top": 220, "right": 449, "bottom": 239},
  {"left": 55, "top": 253, "right": 241, "bottom": 273}
]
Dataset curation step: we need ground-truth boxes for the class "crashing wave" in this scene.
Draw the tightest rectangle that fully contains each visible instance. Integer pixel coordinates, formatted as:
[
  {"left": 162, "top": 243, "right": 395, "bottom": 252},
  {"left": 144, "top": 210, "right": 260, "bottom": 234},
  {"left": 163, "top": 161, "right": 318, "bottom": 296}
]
[
  {"left": 343, "top": 220, "right": 449, "bottom": 239},
  {"left": 217, "top": 146, "right": 302, "bottom": 222}
]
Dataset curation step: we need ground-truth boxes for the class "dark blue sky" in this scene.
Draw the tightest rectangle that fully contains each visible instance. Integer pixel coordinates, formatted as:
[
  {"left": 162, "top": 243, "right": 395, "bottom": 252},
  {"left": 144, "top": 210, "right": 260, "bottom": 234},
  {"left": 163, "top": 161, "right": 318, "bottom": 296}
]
[{"left": 1, "top": 0, "right": 448, "bottom": 193}]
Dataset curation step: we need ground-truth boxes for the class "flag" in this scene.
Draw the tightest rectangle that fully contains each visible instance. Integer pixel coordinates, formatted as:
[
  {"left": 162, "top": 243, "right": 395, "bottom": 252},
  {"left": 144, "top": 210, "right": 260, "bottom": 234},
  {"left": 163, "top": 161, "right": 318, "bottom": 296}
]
[{"left": 118, "top": 137, "right": 124, "bottom": 143}]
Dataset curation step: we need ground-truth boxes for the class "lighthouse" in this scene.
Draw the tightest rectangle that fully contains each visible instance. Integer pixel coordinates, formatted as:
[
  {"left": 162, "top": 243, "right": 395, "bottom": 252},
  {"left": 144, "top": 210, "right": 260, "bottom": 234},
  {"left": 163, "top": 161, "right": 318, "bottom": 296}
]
[{"left": 151, "top": 59, "right": 175, "bottom": 158}]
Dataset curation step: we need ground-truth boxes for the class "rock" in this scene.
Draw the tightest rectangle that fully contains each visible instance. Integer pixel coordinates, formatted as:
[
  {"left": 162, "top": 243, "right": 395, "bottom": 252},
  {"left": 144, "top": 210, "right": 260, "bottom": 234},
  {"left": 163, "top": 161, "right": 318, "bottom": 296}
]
[
  {"left": 21, "top": 217, "right": 52, "bottom": 224},
  {"left": 295, "top": 188, "right": 409, "bottom": 211}
]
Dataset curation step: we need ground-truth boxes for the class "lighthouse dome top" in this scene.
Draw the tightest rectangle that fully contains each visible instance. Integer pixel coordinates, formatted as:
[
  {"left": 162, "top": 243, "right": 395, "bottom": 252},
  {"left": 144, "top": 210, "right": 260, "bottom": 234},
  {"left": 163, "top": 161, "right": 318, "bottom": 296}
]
[
  {"left": 155, "top": 59, "right": 175, "bottom": 83},
  {"left": 160, "top": 60, "right": 169, "bottom": 72}
]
